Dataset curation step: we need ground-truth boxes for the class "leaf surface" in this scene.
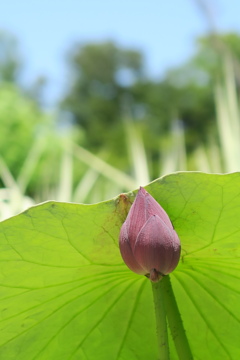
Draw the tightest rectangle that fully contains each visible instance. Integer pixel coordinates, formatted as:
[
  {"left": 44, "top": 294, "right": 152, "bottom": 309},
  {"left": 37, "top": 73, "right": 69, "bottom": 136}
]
[{"left": 0, "top": 172, "right": 239, "bottom": 359}]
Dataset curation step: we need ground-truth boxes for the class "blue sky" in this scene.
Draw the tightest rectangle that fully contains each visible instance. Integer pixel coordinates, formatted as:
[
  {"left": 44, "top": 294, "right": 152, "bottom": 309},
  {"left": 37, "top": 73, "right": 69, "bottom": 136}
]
[{"left": 1, "top": 0, "right": 240, "bottom": 105}]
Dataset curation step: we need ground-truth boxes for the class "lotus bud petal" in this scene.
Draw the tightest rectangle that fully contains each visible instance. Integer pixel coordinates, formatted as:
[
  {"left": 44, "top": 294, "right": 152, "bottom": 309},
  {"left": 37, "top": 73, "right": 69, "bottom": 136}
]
[{"left": 119, "top": 187, "right": 181, "bottom": 282}]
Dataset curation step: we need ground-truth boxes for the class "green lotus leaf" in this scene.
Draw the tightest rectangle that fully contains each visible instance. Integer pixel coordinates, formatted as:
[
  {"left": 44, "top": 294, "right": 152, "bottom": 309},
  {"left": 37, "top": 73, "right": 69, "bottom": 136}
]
[{"left": 0, "top": 172, "right": 239, "bottom": 359}]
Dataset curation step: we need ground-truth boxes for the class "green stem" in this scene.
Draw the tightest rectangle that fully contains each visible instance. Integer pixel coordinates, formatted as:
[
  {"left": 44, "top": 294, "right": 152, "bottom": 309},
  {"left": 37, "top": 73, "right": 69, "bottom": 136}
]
[
  {"left": 162, "top": 275, "right": 193, "bottom": 360},
  {"left": 151, "top": 280, "right": 169, "bottom": 360}
]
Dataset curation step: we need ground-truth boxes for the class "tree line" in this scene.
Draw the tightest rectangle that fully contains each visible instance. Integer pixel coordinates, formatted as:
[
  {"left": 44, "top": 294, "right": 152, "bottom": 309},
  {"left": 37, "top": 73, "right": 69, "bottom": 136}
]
[{"left": 1, "top": 30, "right": 240, "bottom": 196}]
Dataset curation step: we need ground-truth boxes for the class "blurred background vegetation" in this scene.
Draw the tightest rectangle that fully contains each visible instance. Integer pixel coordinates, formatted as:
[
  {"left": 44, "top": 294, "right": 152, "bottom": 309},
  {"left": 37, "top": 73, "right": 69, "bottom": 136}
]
[{"left": 1, "top": 3, "right": 240, "bottom": 220}]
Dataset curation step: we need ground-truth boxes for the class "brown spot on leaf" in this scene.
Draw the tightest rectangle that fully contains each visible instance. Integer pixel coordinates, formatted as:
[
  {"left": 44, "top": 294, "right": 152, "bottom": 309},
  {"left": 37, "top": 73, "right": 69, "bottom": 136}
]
[{"left": 115, "top": 193, "right": 134, "bottom": 222}]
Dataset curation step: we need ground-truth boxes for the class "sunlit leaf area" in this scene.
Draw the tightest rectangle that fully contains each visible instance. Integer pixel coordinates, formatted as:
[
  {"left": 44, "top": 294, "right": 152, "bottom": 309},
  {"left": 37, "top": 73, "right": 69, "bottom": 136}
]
[
  {"left": 1, "top": 173, "right": 240, "bottom": 359},
  {"left": 0, "top": 2, "right": 240, "bottom": 359}
]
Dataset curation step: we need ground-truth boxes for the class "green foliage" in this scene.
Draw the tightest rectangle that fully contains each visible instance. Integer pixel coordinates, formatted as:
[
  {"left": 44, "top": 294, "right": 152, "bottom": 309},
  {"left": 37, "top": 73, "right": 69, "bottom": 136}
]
[
  {"left": 0, "top": 31, "right": 21, "bottom": 83},
  {"left": 166, "top": 32, "right": 240, "bottom": 86},
  {"left": 2, "top": 30, "right": 240, "bottom": 212},
  {"left": 160, "top": 32, "right": 240, "bottom": 151},
  {"left": 0, "top": 84, "right": 49, "bottom": 179},
  {"left": 0, "top": 83, "right": 79, "bottom": 202},
  {"left": 0, "top": 172, "right": 239, "bottom": 359},
  {"left": 62, "top": 34, "right": 240, "bottom": 174},
  {"left": 62, "top": 42, "right": 143, "bottom": 152}
]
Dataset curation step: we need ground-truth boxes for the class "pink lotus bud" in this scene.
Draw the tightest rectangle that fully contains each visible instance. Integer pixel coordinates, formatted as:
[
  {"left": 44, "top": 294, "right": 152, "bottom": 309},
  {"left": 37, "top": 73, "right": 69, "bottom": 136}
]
[{"left": 119, "top": 187, "right": 181, "bottom": 282}]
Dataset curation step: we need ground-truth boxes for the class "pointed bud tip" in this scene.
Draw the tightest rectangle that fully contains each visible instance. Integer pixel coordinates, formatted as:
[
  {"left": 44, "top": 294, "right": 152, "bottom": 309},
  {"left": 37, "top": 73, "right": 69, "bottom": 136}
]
[{"left": 139, "top": 186, "right": 147, "bottom": 194}]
